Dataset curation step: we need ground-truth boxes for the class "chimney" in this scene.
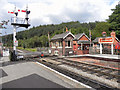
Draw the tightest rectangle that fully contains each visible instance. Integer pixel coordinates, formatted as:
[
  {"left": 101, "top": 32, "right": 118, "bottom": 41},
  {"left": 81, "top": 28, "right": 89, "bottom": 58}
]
[
  {"left": 65, "top": 26, "right": 68, "bottom": 32},
  {"left": 111, "top": 31, "right": 116, "bottom": 43}
]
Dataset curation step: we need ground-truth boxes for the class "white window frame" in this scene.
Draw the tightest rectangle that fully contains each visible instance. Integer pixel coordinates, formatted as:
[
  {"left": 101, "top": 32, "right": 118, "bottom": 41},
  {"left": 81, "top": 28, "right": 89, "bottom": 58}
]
[
  {"left": 51, "top": 42, "right": 56, "bottom": 48},
  {"left": 58, "top": 41, "right": 62, "bottom": 48},
  {"left": 65, "top": 40, "right": 72, "bottom": 48}
]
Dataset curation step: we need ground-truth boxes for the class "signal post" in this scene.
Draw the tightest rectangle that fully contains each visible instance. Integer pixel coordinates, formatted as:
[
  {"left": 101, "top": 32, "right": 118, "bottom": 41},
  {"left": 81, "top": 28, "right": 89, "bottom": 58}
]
[{"left": 8, "top": 6, "right": 30, "bottom": 60}]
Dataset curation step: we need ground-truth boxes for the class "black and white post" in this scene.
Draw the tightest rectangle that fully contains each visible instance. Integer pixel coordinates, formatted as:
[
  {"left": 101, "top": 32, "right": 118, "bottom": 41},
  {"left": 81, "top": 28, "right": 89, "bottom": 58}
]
[{"left": 13, "top": 7, "right": 18, "bottom": 56}]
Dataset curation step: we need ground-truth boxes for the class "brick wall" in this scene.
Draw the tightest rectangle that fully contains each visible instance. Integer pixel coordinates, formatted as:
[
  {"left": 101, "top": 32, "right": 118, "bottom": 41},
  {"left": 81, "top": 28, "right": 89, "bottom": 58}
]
[
  {"left": 79, "top": 35, "right": 89, "bottom": 41},
  {"left": 62, "top": 40, "right": 65, "bottom": 56}
]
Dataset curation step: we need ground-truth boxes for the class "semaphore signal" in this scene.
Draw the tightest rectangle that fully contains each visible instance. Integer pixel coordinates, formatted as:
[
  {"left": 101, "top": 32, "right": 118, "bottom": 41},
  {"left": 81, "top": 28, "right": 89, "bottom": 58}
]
[
  {"left": 8, "top": 5, "right": 31, "bottom": 61},
  {"left": 8, "top": 11, "right": 14, "bottom": 14}
]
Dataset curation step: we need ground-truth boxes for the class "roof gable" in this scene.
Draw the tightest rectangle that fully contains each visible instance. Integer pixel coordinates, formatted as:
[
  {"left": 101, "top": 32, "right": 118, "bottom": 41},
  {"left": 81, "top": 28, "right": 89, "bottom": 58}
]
[
  {"left": 75, "top": 33, "right": 90, "bottom": 41},
  {"left": 63, "top": 32, "right": 75, "bottom": 39},
  {"left": 51, "top": 32, "right": 75, "bottom": 40}
]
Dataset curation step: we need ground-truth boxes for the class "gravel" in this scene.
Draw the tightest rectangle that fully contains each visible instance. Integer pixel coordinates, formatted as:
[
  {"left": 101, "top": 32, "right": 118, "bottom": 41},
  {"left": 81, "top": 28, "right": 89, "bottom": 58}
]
[{"left": 58, "top": 64, "right": 119, "bottom": 88}]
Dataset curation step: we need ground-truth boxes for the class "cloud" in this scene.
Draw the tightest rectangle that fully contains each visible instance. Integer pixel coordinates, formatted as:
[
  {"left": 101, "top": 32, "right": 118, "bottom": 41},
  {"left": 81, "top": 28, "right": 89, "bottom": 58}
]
[
  {"left": 28, "top": 0, "right": 119, "bottom": 25},
  {"left": 0, "top": 0, "right": 119, "bottom": 35}
]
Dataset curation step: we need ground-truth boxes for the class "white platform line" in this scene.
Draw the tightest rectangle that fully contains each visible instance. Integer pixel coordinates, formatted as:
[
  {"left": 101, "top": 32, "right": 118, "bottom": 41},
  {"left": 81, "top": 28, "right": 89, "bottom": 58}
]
[{"left": 35, "top": 61, "right": 94, "bottom": 89}]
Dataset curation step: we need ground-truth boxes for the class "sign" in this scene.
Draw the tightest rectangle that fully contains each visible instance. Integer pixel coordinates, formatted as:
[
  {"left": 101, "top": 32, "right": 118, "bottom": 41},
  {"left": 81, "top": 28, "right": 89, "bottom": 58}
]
[
  {"left": 14, "top": 40, "right": 18, "bottom": 46},
  {"left": 99, "top": 37, "right": 113, "bottom": 43}
]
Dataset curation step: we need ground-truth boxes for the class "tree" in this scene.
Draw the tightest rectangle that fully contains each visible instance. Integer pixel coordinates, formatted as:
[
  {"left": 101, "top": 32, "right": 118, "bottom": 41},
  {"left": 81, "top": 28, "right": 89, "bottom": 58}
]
[
  {"left": 107, "top": 3, "right": 120, "bottom": 39},
  {"left": 92, "top": 22, "right": 110, "bottom": 39}
]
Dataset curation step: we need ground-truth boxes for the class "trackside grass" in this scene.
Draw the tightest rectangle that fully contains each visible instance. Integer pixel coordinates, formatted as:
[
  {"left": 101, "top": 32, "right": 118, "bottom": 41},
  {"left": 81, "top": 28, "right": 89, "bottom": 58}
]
[{"left": 17, "top": 47, "right": 37, "bottom": 52}]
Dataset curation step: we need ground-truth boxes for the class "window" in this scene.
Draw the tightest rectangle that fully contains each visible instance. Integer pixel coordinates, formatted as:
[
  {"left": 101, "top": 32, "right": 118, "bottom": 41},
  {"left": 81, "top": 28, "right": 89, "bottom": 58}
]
[
  {"left": 56, "top": 41, "right": 58, "bottom": 47},
  {"left": 51, "top": 42, "right": 56, "bottom": 48},
  {"left": 68, "top": 41, "right": 70, "bottom": 47},
  {"left": 53, "top": 42, "right": 56, "bottom": 47},
  {"left": 58, "top": 41, "right": 62, "bottom": 47},
  {"left": 65, "top": 40, "right": 71, "bottom": 48}
]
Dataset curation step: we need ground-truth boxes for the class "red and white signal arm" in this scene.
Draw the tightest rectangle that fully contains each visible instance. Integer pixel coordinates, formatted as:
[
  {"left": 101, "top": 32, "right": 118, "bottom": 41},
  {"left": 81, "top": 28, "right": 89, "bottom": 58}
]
[{"left": 98, "top": 37, "right": 114, "bottom": 43}]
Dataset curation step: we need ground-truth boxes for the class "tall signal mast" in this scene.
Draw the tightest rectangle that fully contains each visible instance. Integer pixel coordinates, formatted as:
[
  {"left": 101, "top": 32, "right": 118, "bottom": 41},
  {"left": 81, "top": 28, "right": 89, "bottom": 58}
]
[{"left": 8, "top": 6, "right": 30, "bottom": 60}]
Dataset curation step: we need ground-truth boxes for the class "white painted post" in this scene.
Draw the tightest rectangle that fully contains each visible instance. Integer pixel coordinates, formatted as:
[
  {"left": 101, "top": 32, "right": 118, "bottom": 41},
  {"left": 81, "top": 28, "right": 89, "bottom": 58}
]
[
  {"left": 13, "top": 7, "right": 17, "bottom": 54},
  {"left": 25, "top": 6, "right": 28, "bottom": 24},
  {"left": 13, "top": 25, "right": 16, "bottom": 51},
  {"left": 111, "top": 43, "right": 114, "bottom": 55},
  {"left": 100, "top": 43, "right": 102, "bottom": 54}
]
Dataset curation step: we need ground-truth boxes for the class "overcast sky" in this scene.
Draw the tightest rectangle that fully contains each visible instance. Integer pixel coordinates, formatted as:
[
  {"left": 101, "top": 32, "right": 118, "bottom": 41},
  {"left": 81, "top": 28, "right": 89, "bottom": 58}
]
[{"left": 0, "top": 0, "right": 119, "bottom": 35}]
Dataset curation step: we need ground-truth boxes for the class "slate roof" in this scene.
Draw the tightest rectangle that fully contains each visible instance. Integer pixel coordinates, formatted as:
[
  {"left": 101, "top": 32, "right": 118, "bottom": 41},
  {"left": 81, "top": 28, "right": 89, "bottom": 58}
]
[
  {"left": 51, "top": 32, "right": 90, "bottom": 41},
  {"left": 74, "top": 33, "right": 83, "bottom": 40},
  {"left": 92, "top": 37, "right": 100, "bottom": 43},
  {"left": 51, "top": 32, "right": 70, "bottom": 40},
  {"left": 74, "top": 33, "right": 90, "bottom": 41}
]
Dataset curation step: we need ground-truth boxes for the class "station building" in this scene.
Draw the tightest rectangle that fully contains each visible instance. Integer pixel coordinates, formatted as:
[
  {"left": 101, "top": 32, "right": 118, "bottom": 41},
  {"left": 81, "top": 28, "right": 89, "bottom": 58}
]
[
  {"left": 50, "top": 30, "right": 120, "bottom": 56},
  {"left": 50, "top": 29, "right": 90, "bottom": 56},
  {"left": 50, "top": 31, "right": 75, "bottom": 56},
  {"left": 73, "top": 33, "right": 90, "bottom": 55}
]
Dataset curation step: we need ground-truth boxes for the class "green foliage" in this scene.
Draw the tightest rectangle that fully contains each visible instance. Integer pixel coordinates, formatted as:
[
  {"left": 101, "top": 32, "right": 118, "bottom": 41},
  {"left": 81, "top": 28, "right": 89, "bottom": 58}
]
[
  {"left": 92, "top": 22, "right": 110, "bottom": 39},
  {"left": 107, "top": 4, "right": 120, "bottom": 39},
  {"left": 3, "top": 3, "right": 120, "bottom": 49},
  {"left": 17, "top": 47, "right": 37, "bottom": 52},
  {"left": 2, "top": 21, "right": 111, "bottom": 48}
]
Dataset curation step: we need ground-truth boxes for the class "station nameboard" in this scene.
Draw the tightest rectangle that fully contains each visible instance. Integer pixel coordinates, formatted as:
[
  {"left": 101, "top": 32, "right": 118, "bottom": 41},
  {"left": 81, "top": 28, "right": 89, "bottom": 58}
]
[{"left": 98, "top": 37, "right": 113, "bottom": 43}]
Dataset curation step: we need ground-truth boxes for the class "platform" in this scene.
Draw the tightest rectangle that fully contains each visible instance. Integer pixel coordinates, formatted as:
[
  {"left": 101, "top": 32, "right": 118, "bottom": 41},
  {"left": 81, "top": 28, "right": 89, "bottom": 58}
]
[
  {"left": 66, "top": 54, "right": 120, "bottom": 70},
  {"left": 68, "top": 54, "right": 120, "bottom": 60},
  {"left": 0, "top": 56, "right": 91, "bottom": 89}
]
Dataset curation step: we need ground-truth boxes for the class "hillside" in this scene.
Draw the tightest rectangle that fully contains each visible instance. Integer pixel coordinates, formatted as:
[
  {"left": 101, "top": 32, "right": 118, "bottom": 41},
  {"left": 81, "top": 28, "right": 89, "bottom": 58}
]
[
  {"left": 2, "top": 3, "right": 120, "bottom": 48},
  {"left": 2, "top": 21, "right": 111, "bottom": 48}
]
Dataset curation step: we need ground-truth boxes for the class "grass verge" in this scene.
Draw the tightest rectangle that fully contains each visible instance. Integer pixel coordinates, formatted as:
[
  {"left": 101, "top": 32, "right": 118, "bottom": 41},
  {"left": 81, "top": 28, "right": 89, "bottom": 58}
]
[{"left": 17, "top": 47, "right": 37, "bottom": 52}]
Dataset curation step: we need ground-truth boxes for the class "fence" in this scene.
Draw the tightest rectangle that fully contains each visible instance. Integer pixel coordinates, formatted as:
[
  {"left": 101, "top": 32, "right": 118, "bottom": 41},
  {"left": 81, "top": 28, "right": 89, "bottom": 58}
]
[{"left": 89, "top": 45, "right": 120, "bottom": 55}]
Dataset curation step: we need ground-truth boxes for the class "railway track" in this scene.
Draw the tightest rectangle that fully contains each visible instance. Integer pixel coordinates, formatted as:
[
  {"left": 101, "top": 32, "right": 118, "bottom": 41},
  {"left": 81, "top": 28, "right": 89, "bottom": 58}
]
[
  {"left": 56, "top": 57, "right": 120, "bottom": 80},
  {"left": 32, "top": 56, "right": 119, "bottom": 89},
  {"left": 16, "top": 49, "right": 119, "bottom": 89}
]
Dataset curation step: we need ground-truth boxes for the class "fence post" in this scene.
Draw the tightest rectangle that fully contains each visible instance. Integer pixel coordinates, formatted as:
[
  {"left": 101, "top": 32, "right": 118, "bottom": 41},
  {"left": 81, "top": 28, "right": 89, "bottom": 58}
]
[
  {"left": 100, "top": 43, "right": 102, "bottom": 54},
  {"left": 111, "top": 43, "right": 114, "bottom": 55}
]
